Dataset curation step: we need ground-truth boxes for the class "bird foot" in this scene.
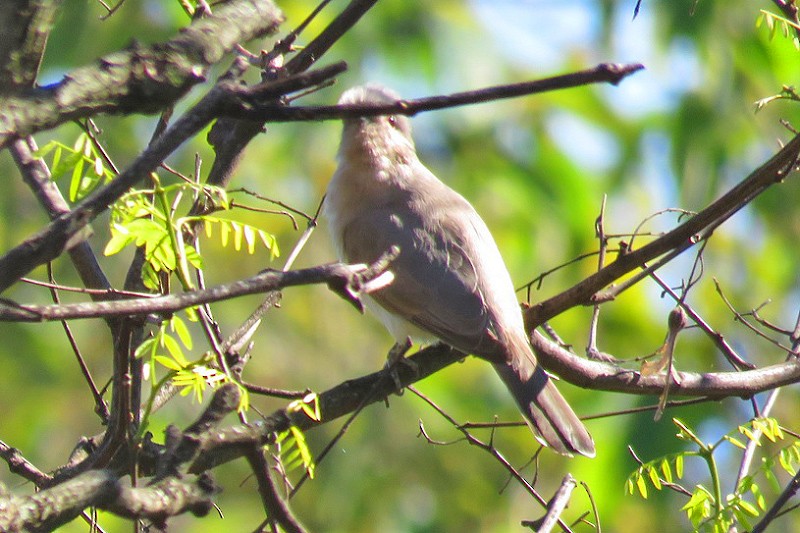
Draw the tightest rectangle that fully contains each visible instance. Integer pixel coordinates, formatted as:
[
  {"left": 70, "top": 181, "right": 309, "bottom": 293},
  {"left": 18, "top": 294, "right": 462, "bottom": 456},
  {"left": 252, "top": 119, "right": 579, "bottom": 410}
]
[{"left": 384, "top": 337, "right": 416, "bottom": 394}]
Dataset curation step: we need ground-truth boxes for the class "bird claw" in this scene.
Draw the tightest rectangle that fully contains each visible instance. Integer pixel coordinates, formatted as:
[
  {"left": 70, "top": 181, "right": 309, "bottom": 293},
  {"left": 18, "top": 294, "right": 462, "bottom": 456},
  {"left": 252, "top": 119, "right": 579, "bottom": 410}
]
[{"left": 384, "top": 337, "right": 416, "bottom": 394}]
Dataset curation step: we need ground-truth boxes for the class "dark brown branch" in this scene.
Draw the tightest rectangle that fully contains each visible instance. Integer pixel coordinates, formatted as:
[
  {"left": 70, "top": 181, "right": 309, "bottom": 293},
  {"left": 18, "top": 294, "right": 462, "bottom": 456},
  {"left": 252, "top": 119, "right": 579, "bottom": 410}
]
[
  {"left": 284, "top": 0, "right": 379, "bottom": 75},
  {"left": 0, "top": 259, "right": 391, "bottom": 322},
  {"left": 751, "top": 468, "right": 800, "bottom": 533},
  {"left": 0, "top": 469, "right": 117, "bottom": 532},
  {"left": 245, "top": 446, "right": 307, "bottom": 533},
  {"left": 523, "top": 474, "right": 577, "bottom": 533},
  {"left": 0, "top": 440, "right": 51, "bottom": 486},
  {"left": 525, "top": 132, "right": 800, "bottom": 327},
  {"left": 0, "top": 0, "right": 62, "bottom": 91},
  {"left": 176, "top": 326, "right": 800, "bottom": 477},
  {"left": 220, "top": 62, "right": 645, "bottom": 123},
  {"left": 101, "top": 474, "right": 217, "bottom": 526},
  {"left": 0, "top": 0, "right": 284, "bottom": 148}
]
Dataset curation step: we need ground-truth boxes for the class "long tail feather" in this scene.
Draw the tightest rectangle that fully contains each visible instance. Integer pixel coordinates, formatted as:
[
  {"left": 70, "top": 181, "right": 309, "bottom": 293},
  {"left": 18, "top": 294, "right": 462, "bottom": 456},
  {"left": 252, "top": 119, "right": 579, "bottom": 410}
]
[{"left": 493, "top": 358, "right": 595, "bottom": 457}]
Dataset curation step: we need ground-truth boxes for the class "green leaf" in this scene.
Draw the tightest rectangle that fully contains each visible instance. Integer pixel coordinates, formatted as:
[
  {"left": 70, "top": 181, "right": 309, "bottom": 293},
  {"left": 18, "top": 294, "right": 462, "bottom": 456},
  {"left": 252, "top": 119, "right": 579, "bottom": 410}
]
[
  {"left": 661, "top": 459, "right": 673, "bottom": 484},
  {"left": 69, "top": 156, "right": 85, "bottom": 201},
  {"left": 141, "top": 262, "right": 160, "bottom": 290},
  {"left": 682, "top": 486, "right": 713, "bottom": 527},
  {"left": 232, "top": 221, "right": 243, "bottom": 251},
  {"left": 673, "top": 418, "right": 701, "bottom": 445},
  {"left": 134, "top": 337, "right": 157, "bottom": 360},
  {"left": 171, "top": 315, "right": 193, "bottom": 349},
  {"left": 260, "top": 230, "right": 280, "bottom": 258},
  {"left": 184, "top": 244, "right": 204, "bottom": 270},
  {"left": 184, "top": 307, "right": 199, "bottom": 322},
  {"left": 724, "top": 435, "right": 747, "bottom": 450},
  {"left": 636, "top": 473, "right": 648, "bottom": 498},
  {"left": 162, "top": 334, "right": 187, "bottom": 366},
  {"left": 104, "top": 229, "right": 134, "bottom": 256},
  {"left": 737, "top": 499, "right": 760, "bottom": 517},
  {"left": 154, "top": 355, "right": 182, "bottom": 371},
  {"left": 244, "top": 224, "right": 255, "bottom": 254},
  {"left": 740, "top": 426, "right": 756, "bottom": 442},
  {"left": 751, "top": 483, "right": 766, "bottom": 510},
  {"left": 150, "top": 237, "right": 177, "bottom": 271},
  {"left": 733, "top": 507, "right": 753, "bottom": 531},
  {"left": 762, "top": 457, "right": 781, "bottom": 491},
  {"left": 220, "top": 220, "right": 230, "bottom": 247},
  {"left": 290, "top": 426, "right": 315, "bottom": 479},
  {"left": 675, "top": 454, "right": 684, "bottom": 478},
  {"left": 779, "top": 448, "right": 796, "bottom": 474},
  {"left": 648, "top": 466, "right": 662, "bottom": 490}
]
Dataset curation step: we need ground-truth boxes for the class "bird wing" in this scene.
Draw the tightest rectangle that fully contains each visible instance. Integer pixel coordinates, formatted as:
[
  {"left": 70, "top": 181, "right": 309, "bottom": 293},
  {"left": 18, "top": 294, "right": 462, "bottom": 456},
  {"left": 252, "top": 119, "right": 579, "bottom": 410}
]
[{"left": 340, "top": 194, "right": 504, "bottom": 357}]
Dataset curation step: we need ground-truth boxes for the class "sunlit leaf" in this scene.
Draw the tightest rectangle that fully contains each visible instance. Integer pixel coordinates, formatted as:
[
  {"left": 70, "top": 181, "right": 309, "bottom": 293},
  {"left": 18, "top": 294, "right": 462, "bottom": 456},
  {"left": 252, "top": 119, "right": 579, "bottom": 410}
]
[
  {"left": 647, "top": 466, "right": 662, "bottom": 490},
  {"left": 675, "top": 455, "right": 684, "bottom": 479},
  {"left": 636, "top": 474, "right": 648, "bottom": 498},
  {"left": 171, "top": 315, "right": 193, "bottom": 349},
  {"left": 661, "top": 459, "right": 672, "bottom": 484}
]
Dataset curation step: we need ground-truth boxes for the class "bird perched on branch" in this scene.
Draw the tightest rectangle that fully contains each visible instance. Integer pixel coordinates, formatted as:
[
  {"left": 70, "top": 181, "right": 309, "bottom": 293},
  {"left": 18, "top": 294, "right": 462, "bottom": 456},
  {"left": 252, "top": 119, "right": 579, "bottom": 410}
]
[{"left": 325, "top": 84, "right": 594, "bottom": 457}]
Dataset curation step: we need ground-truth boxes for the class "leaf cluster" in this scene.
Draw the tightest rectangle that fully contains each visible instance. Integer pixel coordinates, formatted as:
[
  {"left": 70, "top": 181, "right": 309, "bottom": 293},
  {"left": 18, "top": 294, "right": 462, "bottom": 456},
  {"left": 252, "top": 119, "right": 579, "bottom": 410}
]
[{"left": 627, "top": 417, "right": 800, "bottom": 532}]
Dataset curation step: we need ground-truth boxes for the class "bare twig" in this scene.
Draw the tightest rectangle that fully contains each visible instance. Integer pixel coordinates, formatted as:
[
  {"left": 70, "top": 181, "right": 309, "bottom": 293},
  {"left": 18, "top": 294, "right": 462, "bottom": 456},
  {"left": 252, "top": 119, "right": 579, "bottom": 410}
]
[
  {"left": 523, "top": 474, "right": 577, "bottom": 533},
  {"left": 408, "top": 387, "right": 575, "bottom": 532}
]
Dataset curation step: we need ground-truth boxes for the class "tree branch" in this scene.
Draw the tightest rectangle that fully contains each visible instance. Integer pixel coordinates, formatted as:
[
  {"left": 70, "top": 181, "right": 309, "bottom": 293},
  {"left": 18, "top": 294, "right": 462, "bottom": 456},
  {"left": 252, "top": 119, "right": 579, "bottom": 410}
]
[
  {"left": 0, "top": 257, "right": 392, "bottom": 321},
  {"left": 0, "top": 469, "right": 217, "bottom": 532},
  {"left": 0, "top": 0, "right": 284, "bottom": 148},
  {"left": 0, "top": 0, "right": 62, "bottom": 91},
  {"left": 525, "top": 132, "right": 800, "bottom": 327},
  {"left": 530, "top": 330, "right": 800, "bottom": 398},
  {"left": 219, "top": 62, "right": 645, "bottom": 123},
  {"left": 176, "top": 332, "right": 800, "bottom": 476},
  {"left": 284, "top": 0, "right": 379, "bottom": 75}
]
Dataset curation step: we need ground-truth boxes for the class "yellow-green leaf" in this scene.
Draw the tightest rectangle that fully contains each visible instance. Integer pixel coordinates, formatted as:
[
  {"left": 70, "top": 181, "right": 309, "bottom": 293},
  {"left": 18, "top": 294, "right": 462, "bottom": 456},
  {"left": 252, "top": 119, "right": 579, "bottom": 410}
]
[
  {"left": 661, "top": 459, "right": 673, "bottom": 484},
  {"left": 636, "top": 474, "right": 648, "bottom": 498},
  {"left": 648, "top": 466, "right": 662, "bottom": 490},
  {"left": 675, "top": 454, "right": 684, "bottom": 478},
  {"left": 154, "top": 355, "right": 182, "bottom": 371}
]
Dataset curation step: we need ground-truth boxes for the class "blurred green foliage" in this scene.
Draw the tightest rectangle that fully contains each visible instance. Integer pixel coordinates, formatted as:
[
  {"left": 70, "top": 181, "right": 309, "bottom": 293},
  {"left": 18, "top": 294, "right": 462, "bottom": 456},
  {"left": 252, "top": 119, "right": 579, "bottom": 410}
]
[{"left": 1, "top": 0, "right": 800, "bottom": 531}]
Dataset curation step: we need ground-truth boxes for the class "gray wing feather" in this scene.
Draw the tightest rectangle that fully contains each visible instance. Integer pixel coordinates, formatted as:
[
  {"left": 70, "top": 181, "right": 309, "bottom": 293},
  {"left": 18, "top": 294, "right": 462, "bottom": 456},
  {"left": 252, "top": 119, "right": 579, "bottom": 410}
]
[{"left": 341, "top": 199, "right": 497, "bottom": 355}]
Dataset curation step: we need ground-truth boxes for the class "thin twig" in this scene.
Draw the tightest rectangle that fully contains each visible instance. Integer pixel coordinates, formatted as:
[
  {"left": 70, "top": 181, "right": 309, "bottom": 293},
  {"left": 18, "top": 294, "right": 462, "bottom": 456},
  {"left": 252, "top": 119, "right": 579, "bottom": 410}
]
[{"left": 408, "top": 386, "right": 575, "bottom": 531}]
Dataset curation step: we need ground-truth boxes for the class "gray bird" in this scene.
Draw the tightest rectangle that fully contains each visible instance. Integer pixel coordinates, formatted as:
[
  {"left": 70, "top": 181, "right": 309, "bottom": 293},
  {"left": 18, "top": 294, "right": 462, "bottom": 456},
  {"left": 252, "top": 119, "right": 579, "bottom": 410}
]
[{"left": 325, "top": 84, "right": 595, "bottom": 457}]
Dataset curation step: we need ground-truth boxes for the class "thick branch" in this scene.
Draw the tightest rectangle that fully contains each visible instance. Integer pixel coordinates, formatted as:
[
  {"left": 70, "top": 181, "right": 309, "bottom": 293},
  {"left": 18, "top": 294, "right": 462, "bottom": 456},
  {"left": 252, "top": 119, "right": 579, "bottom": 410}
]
[
  {"left": 0, "top": 0, "right": 284, "bottom": 148},
  {"left": 0, "top": 0, "right": 62, "bottom": 91},
  {"left": 0, "top": 469, "right": 216, "bottom": 532},
  {"left": 530, "top": 331, "right": 800, "bottom": 398},
  {"left": 181, "top": 330, "right": 800, "bottom": 475},
  {"left": 525, "top": 133, "right": 800, "bottom": 326}
]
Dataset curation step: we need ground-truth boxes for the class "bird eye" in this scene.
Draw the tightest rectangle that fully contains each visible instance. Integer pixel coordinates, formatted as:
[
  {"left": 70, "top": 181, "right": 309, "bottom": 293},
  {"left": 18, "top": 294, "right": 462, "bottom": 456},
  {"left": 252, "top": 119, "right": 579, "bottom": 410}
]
[{"left": 387, "top": 115, "right": 398, "bottom": 127}]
